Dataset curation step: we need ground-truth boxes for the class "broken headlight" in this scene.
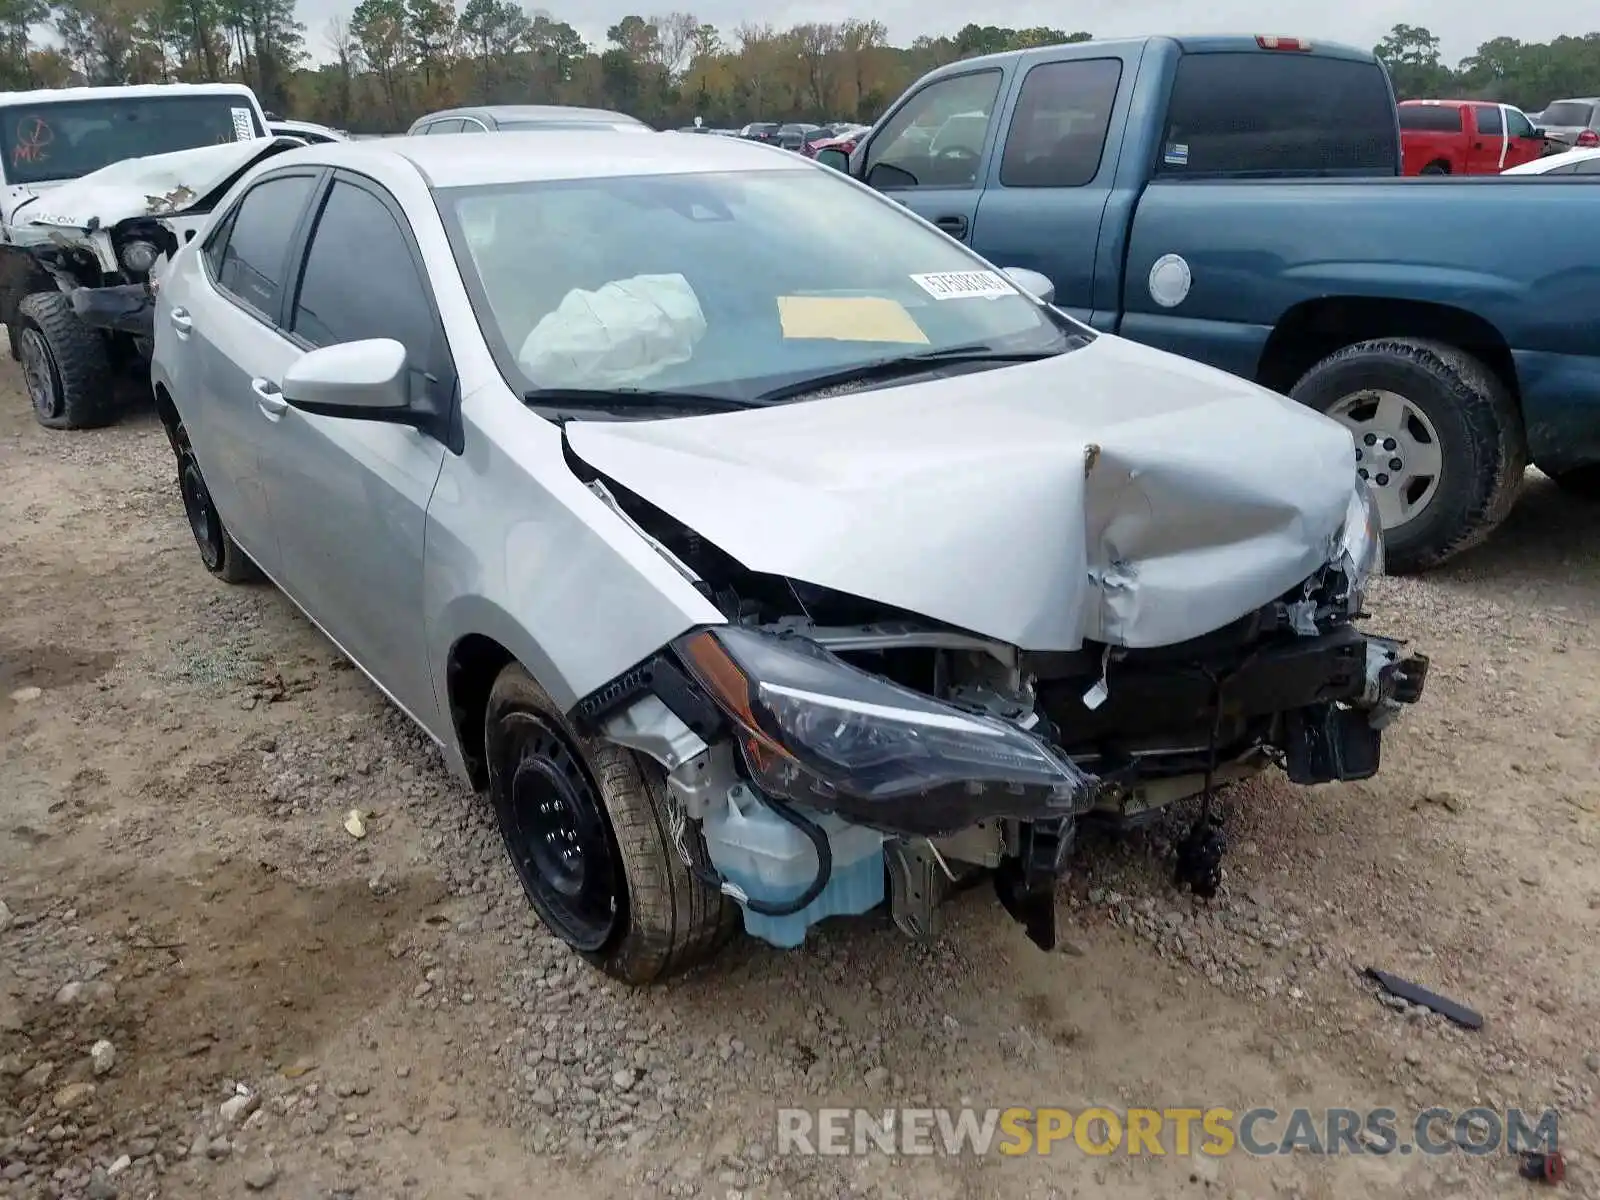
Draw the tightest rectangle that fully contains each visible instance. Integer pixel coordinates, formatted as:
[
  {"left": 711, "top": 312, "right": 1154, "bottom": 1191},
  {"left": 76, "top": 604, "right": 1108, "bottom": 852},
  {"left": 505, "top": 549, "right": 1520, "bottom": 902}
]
[
  {"left": 1338, "top": 483, "right": 1384, "bottom": 609},
  {"left": 119, "top": 239, "right": 160, "bottom": 276},
  {"left": 674, "top": 625, "right": 1096, "bottom": 837}
]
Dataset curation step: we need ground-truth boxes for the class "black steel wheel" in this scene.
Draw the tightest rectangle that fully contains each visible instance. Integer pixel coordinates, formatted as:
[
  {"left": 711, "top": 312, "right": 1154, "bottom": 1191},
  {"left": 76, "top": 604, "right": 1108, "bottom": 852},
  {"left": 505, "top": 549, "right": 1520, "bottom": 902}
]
[
  {"left": 490, "top": 711, "right": 624, "bottom": 952},
  {"left": 483, "top": 663, "right": 737, "bottom": 984},
  {"left": 179, "top": 450, "right": 225, "bottom": 572},
  {"left": 17, "top": 324, "right": 60, "bottom": 423},
  {"left": 169, "top": 422, "right": 260, "bottom": 584}
]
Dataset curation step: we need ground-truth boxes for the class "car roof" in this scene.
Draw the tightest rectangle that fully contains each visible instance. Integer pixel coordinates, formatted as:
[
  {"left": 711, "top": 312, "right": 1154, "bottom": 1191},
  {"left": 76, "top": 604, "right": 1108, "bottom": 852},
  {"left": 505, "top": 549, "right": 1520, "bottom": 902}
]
[
  {"left": 269, "top": 129, "right": 812, "bottom": 187},
  {"left": 0, "top": 82, "right": 260, "bottom": 106},
  {"left": 420, "top": 104, "right": 643, "bottom": 125}
]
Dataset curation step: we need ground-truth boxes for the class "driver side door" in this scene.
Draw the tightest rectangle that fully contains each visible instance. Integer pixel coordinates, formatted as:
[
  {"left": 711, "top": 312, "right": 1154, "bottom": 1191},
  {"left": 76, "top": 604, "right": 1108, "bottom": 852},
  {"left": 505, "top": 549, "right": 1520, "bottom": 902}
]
[{"left": 857, "top": 68, "right": 1012, "bottom": 246}]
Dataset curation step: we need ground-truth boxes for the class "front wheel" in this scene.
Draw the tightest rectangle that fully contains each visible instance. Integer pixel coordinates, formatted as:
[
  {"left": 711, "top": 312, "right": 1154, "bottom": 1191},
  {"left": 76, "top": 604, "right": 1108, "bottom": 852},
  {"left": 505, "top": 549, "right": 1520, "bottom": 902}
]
[
  {"left": 1290, "top": 338, "right": 1526, "bottom": 573},
  {"left": 173, "top": 423, "right": 260, "bottom": 583},
  {"left": 15, "top": 291, "right": 114, "bottom": 430},
  {"left": 484, "top": 663, "right": 736, "bottom": 984}
]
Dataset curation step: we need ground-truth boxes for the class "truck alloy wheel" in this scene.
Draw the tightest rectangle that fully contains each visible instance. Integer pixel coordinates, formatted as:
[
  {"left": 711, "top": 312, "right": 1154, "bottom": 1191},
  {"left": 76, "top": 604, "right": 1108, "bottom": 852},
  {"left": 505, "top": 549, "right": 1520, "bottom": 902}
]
[
  {"left": 1324, "top": 388, "right": 1442, "bottom": 530},
  {"left": 16, "top": 325, "right": 61, "bottom": 423}
]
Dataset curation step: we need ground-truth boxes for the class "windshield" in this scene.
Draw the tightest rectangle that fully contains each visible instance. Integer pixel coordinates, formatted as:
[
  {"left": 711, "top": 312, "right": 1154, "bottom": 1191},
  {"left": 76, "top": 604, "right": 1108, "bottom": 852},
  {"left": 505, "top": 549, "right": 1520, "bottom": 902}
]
[
  {"left": 436, "top": 168, "right": 1075, "bottom": 403},
  {"left": 1, "top": 94, "right": 266, "bottom": 186},
  {"left": 1541, "top": 101, "right": 1595, "bottom": 127}
]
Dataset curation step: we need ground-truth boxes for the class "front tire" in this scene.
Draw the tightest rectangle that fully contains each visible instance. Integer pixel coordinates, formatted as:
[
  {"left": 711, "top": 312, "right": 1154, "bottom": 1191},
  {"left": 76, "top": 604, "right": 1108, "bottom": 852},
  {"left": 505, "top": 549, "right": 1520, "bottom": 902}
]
[
  {"left": 173, "top": 423, "right": 260, "bottom": 583},
  {"left": 1290, "top": 338, "right": 1526, "bottom": 573},
  {"left": 485, "top": 663, "right": 736, "bottom": 984},
  {"left": 15, "top": 291, "right": 114, "bottom": 430}
]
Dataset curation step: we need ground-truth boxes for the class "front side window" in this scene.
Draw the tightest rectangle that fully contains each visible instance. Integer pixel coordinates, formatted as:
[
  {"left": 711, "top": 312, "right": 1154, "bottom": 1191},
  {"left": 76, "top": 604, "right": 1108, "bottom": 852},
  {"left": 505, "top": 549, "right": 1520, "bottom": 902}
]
[
  {"left": 437, "top": 168, "right": 1078, "bottom": 404},
  {"left": 1158, "top": 52, "right": 1398, "bottom": 175},
  {"left": 864, "top": 70, "right": 1004, "bottom": 189},
  {"left": 0, "top": 95, "right": 266, "bottom": 186},
  {"left": 213, "top": 174, "right": 317, "bottom": 318},
  {"left": 1504, "top": 108, "right": 1536, "bottom": 138},
  {"left": 1573, "top": 157, "right": 1600, "bottom": 174},
  {"left": 291, "top": 180, "right": 437, "bottom": 369},
  {"left": 1000, "top": 58, "right": 1123, "bottom": 188},
  {"left": 424, "top": 119, "right": 465, "bottom": 134}
]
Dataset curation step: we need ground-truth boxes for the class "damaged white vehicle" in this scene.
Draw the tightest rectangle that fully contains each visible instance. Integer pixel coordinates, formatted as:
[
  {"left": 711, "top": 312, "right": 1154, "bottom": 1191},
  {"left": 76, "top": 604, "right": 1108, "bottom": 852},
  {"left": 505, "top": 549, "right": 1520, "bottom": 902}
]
[
  {"left": 0, "top": 85, "right": 302, "bottom": 428},
  {"left": 150, "top": 133, "right": 1429, "bottom": 983}
]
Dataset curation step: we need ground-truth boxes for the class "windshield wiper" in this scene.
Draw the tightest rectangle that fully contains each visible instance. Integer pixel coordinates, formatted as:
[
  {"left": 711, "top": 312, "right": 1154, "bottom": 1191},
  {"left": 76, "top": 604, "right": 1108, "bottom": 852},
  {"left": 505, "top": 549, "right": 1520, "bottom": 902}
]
[
  {"left": 523, "top": 386, "right": 756, "bottom": 420},
  {"left": 752, "top": 343, "right": 1064, "bottom": 404}
]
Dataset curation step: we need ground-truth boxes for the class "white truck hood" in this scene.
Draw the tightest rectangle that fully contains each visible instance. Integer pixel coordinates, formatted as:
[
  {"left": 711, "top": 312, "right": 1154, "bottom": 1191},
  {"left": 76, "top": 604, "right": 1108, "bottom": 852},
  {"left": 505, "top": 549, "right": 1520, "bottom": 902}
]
[
  {"left": 563, "top": 334, "right": 1359, "bottom": 651},
  {"left": 4, "top": 139, "right": 285, "bottom": 231}
]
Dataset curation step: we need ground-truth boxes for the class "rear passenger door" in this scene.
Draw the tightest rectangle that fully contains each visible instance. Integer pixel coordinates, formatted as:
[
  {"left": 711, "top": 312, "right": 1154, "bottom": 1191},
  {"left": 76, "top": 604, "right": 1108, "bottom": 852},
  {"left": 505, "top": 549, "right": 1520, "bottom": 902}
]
[
  {"left": 969, "top": 53, "right": 1129, "bottom": 323},
  {"left": 856, "top": 68, "right": 1011, "bottom": 244}
]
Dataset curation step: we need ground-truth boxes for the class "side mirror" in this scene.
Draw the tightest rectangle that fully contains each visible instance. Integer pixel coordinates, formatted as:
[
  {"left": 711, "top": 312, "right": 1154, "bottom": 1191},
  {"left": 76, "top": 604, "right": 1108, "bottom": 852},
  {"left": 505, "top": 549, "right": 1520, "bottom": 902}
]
[
  {"left": 865, "top": 161, "right": 917, "bottom": 190},
  {"left": 1001, "top": 267, "right": 1056, "bottom": 305},
  {"left": 815, "top": 148, "right": 849, "bottom": 172},
  {"left": 283, "top": 338, "right": 410, "bottom": 418}
]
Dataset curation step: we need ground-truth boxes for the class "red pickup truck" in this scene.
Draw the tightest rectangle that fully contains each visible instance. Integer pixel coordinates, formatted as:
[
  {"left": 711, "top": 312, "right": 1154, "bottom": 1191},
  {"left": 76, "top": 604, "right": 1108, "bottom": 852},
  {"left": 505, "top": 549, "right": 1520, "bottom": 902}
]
[{"left": 1399, "top": 100, "right": 1546, "bottom": 174}]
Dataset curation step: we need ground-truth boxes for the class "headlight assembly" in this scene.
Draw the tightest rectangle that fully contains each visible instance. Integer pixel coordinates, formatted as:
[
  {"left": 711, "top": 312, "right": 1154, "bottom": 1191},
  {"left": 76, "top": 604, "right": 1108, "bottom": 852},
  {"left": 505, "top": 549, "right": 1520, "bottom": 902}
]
[
  {"left": 119, "top": 239, "right": 160, "bottom": 276},
  {"left": 1339, "top": 482, "right": 1384, "bottom": 606},
  {"left": 674, "top": 625, "right": 1097, "bottom": 837}
]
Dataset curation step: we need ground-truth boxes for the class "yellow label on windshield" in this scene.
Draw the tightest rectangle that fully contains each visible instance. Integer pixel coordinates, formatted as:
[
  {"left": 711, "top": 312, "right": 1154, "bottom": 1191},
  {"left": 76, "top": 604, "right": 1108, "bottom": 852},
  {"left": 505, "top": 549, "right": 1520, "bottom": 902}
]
[{"left": 776, "top": 296, "right": 929, "bottom": 344}]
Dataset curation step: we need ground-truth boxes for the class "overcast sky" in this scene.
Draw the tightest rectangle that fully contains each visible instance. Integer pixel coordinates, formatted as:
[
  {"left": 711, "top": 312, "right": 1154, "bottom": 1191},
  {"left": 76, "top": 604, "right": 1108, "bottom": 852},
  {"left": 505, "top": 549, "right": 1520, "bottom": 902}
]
[{"left": 298, "top": 0, "right": 1584, "bottom": 66}]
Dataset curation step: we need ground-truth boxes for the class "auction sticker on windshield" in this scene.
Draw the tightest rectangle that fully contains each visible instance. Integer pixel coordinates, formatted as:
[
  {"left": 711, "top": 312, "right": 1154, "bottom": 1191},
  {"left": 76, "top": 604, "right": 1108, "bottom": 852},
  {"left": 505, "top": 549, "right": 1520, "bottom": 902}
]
[
  {"left": 910, "top": 271, "right": 1014, "bottom": 300},
  {"left": 231, "top": 108, "right": 256, "bottom": 141}
]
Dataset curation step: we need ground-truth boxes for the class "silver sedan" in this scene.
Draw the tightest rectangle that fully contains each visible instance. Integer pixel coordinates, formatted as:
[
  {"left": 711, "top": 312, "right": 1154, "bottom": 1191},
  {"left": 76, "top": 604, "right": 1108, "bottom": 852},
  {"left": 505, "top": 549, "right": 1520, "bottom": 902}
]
[{"left": 150, "top": 132, "right": 1421, "bottom": 983}]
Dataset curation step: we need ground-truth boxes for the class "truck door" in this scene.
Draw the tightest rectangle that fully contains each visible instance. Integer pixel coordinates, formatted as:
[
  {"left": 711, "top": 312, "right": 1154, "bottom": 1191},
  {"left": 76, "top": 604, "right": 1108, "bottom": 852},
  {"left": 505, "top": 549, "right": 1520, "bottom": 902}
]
[
  {"left": 1470, "top": 104, "right": 1509, "bottom": 173},
  {"left": 1501, "top": 105, "right": 1545, "bottom": 169},
  {"left": 856, "top": 67, "right": 1012, "bottom": 246},
  {"left": 967, "top": 52, "right": 1132, "bottom": 325}
]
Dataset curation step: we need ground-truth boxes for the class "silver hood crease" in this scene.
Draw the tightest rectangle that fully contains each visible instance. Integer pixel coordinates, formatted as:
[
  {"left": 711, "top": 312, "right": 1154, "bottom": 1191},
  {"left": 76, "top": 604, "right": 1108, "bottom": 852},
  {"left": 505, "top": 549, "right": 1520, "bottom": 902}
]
[{"left": 562, "top": 335, "right": 1359, "bottom": 651}]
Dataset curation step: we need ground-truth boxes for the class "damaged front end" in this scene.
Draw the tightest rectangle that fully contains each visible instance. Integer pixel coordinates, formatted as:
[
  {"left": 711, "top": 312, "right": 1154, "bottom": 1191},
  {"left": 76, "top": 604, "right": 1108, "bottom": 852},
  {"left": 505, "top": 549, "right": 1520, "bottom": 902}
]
[{"left": 572, "top": 471, "right": 1428, "bottom": 957}]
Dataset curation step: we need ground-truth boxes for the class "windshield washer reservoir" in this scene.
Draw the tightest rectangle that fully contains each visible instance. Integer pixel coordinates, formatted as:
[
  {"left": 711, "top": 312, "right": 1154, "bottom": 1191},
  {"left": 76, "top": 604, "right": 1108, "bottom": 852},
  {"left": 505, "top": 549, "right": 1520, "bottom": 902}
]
[{"left": 701, "top": 784, "right": 884, "bottom": 947}]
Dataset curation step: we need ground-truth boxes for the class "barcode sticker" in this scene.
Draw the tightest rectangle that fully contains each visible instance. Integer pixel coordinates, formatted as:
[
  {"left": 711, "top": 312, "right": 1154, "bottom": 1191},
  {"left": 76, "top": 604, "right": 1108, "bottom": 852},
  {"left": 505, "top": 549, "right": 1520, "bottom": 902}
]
[
  {"left": 909, "top": 270, "right": 1014, "bottom": 300},
  {"left": 231, "top": 107, "right": 255, "bottom": 141}
]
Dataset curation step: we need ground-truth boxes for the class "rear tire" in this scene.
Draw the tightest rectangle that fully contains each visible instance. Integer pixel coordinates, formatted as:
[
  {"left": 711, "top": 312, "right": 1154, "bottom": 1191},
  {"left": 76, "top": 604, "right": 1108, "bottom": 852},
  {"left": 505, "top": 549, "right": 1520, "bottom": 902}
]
[
  {"left": 1290, "top": 338, "right": 1525, "bottom": 573},
  {"left": 173, "top": 422, "right": 260, "bottom": 583},
  {"left": 485, "top": 663, "right": 737, "bottom": 984},
  {"left": 1419, "top": 161, "right": 1450, "bottom": 175},
  {"left": 15, "top": 291, "right": 114, "bottom": 430}
]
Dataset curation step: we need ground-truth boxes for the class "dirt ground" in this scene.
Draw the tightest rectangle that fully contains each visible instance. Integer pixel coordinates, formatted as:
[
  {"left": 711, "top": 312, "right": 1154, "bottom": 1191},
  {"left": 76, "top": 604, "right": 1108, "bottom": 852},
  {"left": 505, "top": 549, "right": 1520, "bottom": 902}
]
[{"left": 1, "top": 368, "right": 1597, "bottom": 1200}]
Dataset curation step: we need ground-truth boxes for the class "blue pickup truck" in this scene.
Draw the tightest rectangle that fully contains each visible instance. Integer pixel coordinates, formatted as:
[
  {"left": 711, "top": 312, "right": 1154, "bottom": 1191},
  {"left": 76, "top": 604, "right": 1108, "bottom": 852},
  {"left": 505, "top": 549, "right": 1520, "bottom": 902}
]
[{"left": 818, "top": 35, "right": 1600, "bottom": 572}]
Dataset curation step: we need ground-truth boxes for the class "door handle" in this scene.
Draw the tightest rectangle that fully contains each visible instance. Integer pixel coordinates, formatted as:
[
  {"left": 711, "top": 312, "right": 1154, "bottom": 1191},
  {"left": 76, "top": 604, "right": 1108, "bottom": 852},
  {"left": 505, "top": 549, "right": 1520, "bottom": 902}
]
[
  {"left": 934, "top": 215, "right": 968, "bottom": 237},
  {"left": 169, "top": 307, "right": 192, "bottom": 337},
  {"left": 251, "top": 377, "right": 288, "bottom": 419}
]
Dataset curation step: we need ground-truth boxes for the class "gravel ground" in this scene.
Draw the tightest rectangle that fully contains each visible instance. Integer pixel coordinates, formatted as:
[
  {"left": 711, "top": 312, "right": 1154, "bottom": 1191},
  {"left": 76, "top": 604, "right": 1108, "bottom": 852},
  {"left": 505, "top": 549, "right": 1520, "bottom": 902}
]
[{"left": 2, "top": 377, "right": 1597, "bottom": 1200}]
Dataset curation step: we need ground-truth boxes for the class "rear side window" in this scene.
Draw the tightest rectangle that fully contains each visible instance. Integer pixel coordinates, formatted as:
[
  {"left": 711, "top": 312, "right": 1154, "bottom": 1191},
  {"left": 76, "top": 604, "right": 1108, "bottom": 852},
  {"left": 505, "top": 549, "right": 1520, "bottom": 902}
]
[
  {"left": 1398, "top": 105, "right": 1462, "bottom": 132},
  {"left": 1474, "top": 105, "right": 1503, "bottom": 135},
  {"left": 1158, "top": 52, "right": 1398, "bottom": 175},
  {"left": 1575, "top": 158, "right": 1600, "bottom": 174},
  {"left": 1000, "top": 58, "right": 1123, "bottom": 188},
  {"left": 213, "top": 174, "right": 317, "bottom": 318},
  {"left": 1542, "top": 102, "right": 1596, "bottom": 127},
  {"left": 424, "top": 119, "right": 464, "bottom": 134}
]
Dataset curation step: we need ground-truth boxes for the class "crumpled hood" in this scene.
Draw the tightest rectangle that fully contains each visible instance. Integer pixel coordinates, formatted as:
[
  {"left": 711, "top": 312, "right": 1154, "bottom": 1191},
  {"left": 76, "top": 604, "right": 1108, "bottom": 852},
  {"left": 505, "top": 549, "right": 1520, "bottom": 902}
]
[
  {"left": 562, "top": 334, "right": 1359, "bottom": 651},
  {"left": 6, "top": 138, "right": 288, "bottom": 231}
]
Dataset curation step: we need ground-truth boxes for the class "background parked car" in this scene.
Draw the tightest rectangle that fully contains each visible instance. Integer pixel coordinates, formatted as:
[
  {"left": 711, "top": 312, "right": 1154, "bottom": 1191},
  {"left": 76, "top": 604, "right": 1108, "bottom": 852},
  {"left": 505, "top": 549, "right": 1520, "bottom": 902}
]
[
  {"left": 406, "top": 105, "right": 650, "bottom": 134},
  {"left": 1502, "top": 145, "right": 1600, "bottom": 174},
  {"left": 1398, "top": 100, "right": 1545, "bottom": 174},
  {"left": 268, "top": 117, "right": 349, "bottom": 143},
  {"left": 1536, "top": 97, "right": 1600, "bottom": 148},
  {"left": 827, "top": 33, "right": 1600, "bottom": 570},
  {"left": 737, "top": 121, "right": 780, "bottom": 141}
]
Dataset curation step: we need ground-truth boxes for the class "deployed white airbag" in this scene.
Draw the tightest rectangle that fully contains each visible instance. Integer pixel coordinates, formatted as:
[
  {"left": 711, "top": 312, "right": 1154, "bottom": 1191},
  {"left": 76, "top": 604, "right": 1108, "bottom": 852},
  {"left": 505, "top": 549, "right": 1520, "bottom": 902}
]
[{"left": 517, "top": 272, "right": 706, "bottom": 388}]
